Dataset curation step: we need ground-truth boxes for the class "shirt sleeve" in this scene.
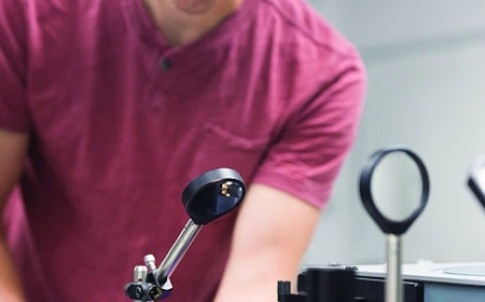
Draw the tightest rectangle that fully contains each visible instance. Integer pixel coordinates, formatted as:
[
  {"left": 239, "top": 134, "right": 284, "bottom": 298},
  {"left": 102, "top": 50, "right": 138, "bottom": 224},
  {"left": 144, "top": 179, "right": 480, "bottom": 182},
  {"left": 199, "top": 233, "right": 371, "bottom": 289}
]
[
  {"left": 0, "top": 0, "right": 30, "bottom": 132},
  {"left": 252, "top": 52, "right": 367, "bottom": 209}
]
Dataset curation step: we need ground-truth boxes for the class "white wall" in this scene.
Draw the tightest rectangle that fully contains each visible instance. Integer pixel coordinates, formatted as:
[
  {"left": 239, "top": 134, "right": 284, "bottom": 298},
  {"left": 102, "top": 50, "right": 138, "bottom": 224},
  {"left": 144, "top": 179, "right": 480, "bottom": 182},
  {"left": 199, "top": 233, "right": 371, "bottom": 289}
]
[{"left": 303, "top": 0, "right": 485, "bottom": 267}]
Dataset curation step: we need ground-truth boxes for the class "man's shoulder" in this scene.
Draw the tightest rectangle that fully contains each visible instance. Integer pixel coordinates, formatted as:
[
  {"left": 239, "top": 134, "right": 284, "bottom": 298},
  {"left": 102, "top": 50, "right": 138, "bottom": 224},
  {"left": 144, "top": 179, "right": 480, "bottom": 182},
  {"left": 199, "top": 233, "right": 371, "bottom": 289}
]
[
  {"left": 1, "top": 0, "right": 125, "bottom": 22},
  {"left": 0, "top": 0, "right": 128, "bottom": 48},
  {"left": 257, "top": 0, "right": 356, "bottom": 56}
]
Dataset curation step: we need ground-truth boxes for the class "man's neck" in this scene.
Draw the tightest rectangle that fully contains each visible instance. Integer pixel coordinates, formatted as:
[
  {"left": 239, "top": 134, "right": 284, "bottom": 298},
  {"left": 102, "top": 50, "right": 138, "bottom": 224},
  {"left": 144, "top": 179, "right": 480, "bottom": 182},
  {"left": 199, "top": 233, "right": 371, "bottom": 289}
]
[{"left": 142, "top": 0, "right": 243, "bottom": 46}]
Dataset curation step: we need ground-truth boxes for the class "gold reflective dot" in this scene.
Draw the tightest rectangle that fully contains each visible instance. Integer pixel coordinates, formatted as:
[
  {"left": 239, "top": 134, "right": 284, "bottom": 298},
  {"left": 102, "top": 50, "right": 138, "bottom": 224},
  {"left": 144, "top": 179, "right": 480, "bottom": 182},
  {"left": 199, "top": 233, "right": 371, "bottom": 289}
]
[{"left": 221, "top": 181, "right": 234, "bottom": 197}]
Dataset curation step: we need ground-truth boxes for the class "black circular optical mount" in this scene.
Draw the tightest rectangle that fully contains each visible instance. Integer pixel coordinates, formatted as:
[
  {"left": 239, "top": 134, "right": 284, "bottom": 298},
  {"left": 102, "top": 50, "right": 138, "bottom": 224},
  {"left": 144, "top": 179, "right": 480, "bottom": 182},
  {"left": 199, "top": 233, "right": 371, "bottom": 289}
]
[
  {"left": 182, "top": 168, "right": 245, "bottom": 225},
  {"left": 359, "top": 146, "right": 430, "bottom": 235}
]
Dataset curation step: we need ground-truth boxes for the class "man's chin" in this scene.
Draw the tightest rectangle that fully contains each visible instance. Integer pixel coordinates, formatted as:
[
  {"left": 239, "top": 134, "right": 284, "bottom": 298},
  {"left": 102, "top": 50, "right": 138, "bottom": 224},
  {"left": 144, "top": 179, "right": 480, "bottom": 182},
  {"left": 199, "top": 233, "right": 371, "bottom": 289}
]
[{"left": 173, "top": 0, "right": 215, "bottom": 14}]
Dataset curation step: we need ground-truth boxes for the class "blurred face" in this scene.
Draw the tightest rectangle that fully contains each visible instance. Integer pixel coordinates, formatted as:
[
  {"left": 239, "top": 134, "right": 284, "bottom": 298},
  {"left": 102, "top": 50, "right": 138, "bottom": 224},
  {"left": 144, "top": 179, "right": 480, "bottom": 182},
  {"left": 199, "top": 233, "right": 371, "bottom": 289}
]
[{"left": 172, "top": 0, "right": 217, "bottom": 14}]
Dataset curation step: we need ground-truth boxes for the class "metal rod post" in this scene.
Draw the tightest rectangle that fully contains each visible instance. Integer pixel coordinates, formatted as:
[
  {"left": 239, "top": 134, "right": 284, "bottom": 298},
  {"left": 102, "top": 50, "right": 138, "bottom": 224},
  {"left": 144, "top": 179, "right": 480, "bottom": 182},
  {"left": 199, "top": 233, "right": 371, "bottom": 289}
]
[
  {"left": 155, "top": 220, "right": 202, "bottom": 283},
  {"left": 386, "top": 234, "right": 402, "bottom": 302}
]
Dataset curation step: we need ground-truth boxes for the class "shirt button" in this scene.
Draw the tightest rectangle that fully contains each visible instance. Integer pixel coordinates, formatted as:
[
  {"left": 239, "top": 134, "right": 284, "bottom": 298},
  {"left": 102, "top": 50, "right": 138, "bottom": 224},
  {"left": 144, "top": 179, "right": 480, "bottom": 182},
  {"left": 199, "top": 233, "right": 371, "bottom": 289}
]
[{"left": 160, "top": 58, "right": 173, "bottom": 71}]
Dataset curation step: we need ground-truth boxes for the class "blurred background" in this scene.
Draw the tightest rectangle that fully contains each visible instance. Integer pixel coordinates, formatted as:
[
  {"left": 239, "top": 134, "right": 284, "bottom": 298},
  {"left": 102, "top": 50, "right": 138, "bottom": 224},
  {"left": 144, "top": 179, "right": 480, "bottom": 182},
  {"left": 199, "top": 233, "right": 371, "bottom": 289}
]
[{"left": 303, "top": 0, "right": 485, "bottom": 267}]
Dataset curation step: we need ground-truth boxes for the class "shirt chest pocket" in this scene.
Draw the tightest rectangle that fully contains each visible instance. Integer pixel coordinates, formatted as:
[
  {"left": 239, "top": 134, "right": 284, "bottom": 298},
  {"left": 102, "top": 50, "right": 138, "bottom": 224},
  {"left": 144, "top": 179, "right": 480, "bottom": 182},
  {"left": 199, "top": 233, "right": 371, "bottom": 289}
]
[{"left": 191, "top": 123, "right": 271, "bottom": 184}]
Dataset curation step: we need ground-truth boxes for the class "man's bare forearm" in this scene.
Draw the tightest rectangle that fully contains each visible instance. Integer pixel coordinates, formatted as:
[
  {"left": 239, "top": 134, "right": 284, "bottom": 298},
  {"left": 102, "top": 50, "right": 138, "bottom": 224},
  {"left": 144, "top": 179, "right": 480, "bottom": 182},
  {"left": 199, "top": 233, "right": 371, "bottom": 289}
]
[
  {"left": 0, "top": 129, "right": 29, "bottom": 301},
  {"left": 0, "top": 237, "right": 26, "bottom": 302},
  {"left": 214, "top": 184, "right": 320, "bottom": 302}
]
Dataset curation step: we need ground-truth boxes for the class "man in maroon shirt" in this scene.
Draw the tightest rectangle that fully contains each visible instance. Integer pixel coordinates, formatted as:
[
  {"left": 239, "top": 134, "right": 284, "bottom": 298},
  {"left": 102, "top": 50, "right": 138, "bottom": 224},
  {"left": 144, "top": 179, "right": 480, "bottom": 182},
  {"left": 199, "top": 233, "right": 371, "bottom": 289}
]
[{"left": 0, "top": 0, "right": 366, "bottom": 301}]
